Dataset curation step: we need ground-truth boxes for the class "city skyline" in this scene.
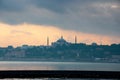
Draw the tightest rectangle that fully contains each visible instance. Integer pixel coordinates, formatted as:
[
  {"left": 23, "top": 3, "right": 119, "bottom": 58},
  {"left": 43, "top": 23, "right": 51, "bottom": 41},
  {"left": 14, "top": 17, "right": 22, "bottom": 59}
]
[{"left": 0, "top": 0, "right": 120, "bottom": 47}]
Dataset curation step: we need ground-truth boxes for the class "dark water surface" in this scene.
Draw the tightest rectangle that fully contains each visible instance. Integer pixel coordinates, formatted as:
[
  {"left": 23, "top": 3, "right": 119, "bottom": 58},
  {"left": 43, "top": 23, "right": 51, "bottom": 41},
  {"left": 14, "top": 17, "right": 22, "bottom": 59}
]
[{"left": 0, "top": 61, "right": 120, "bottom": 71}]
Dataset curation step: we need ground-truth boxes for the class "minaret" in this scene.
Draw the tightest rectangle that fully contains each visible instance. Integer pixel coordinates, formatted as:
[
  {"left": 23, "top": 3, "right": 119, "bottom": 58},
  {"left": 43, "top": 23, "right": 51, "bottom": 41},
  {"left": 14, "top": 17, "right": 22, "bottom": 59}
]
[
  {"left": 100, "top": 38, "right": 102, "bottom": 45},
  {"left": 47, "top": 37, "right": 49, "bottom": 46},
  {"left": 100, "top": 40, "right": 102, "bottom": 45},
  {"left": 75, "top": 36, "right": 77, "bottom": 44}
]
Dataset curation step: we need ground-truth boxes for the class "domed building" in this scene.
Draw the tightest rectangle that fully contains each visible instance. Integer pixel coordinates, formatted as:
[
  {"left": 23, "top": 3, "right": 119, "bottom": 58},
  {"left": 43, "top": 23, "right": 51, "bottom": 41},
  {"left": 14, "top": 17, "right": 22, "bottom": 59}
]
[{"left": 52, "top": 36, "right": 70, "bottom": 47}]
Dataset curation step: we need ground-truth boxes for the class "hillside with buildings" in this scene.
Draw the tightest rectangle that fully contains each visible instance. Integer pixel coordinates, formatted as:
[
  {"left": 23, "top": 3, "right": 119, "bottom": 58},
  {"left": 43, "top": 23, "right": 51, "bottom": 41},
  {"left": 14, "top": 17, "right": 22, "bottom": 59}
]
[{"left": 0, "top": 36, "right": 120, "bottom": 63}]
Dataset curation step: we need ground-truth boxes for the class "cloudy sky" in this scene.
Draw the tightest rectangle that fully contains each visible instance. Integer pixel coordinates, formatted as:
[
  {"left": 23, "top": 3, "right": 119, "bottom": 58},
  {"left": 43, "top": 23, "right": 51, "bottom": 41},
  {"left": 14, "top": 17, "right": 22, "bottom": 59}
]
[{"left": 0, "top": 0, "right": 120, "bottom": 47}]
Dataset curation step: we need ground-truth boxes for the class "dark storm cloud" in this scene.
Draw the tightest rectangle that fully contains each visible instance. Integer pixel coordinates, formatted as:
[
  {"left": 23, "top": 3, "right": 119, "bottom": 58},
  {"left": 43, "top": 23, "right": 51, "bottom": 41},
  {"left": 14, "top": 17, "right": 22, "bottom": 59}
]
[
  {"left": 30, "top": 0, "right": 74, "bottom": 14},
  {"left": 0, "top": 0, "right": 27, "bottom": 12},
  {"left": 0, "top": 0, "right": 120, "bottom": 37}
]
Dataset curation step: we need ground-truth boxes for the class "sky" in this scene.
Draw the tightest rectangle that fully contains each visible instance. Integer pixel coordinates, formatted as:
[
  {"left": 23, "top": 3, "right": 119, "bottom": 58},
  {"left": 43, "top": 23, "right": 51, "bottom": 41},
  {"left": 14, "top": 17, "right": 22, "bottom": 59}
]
[{"left": 0, "top": 0, "right": 120, "bottom": 47}]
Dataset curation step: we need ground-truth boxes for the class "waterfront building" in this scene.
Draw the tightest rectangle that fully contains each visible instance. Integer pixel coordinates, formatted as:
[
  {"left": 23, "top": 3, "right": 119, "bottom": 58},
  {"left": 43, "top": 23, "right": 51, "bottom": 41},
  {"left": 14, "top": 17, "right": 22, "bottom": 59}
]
[{"left": 52, "top": 36, "right": 70, "bottom": 47}]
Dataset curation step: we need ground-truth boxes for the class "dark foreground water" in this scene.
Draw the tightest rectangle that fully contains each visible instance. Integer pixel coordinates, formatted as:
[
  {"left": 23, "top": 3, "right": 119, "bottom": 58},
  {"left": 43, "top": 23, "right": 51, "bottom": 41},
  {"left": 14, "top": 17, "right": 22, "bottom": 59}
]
[
  {"left": 0, "top": 61, "right": 120, "bottom": 80},
  {"left": 0, "top": 78, "right": 118, "bottom": 80}
]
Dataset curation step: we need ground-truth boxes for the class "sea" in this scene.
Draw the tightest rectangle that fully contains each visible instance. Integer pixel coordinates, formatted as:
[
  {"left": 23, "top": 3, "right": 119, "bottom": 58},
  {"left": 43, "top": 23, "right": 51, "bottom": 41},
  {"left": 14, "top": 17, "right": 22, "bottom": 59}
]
[{"left": 0, "top": 61, "right": 120, "bottom": 80}]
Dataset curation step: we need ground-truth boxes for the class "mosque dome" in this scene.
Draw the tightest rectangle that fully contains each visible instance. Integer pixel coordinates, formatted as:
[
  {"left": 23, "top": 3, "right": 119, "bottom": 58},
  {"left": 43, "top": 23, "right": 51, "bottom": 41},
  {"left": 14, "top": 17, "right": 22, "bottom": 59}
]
[{"left": 52, "top": 36, "right": 69, "bottom": 47}]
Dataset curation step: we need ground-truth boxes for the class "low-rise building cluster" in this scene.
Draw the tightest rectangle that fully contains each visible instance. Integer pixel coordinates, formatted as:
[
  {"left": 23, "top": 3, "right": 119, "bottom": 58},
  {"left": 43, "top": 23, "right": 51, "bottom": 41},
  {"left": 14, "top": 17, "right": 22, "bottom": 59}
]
[{"left": 0, "top": 37, "right": 120, "bottom": 63}]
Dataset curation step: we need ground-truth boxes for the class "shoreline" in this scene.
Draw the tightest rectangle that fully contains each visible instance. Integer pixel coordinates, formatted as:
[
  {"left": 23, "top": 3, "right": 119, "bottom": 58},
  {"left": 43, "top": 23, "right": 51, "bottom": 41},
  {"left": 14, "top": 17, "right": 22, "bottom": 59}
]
[{"left": 0, "top": 59, "right": 119, "bottom": 63}]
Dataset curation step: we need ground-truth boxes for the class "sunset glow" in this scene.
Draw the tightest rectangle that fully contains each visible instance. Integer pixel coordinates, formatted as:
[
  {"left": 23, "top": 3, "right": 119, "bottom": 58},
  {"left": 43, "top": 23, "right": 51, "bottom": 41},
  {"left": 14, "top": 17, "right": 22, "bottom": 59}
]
[{"left": 0, "top": 22, "right": 119, "bottom": 47}]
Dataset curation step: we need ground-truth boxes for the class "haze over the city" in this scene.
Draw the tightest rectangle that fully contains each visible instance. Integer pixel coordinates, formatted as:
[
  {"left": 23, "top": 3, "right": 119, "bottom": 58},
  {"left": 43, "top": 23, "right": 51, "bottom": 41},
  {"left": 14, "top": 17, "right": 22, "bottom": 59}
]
[{"left": 0, "top": 0, "right": 120, "bottom": 47}]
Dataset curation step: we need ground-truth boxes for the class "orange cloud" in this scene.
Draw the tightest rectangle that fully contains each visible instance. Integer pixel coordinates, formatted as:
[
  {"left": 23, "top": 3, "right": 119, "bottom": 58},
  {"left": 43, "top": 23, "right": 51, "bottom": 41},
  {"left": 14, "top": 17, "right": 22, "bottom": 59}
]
[{"left": 0, "top": 22, "right": 120, "bottom": 47}]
